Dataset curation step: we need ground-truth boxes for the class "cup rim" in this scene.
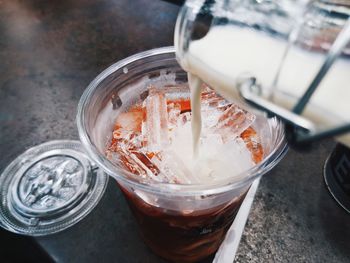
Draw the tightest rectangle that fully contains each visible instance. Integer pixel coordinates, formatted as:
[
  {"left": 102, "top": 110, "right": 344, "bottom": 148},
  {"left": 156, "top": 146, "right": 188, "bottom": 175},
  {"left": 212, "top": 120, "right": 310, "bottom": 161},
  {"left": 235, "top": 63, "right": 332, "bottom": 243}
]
[{"left": 77, "top": 46, "right": 288, "bottom": 196}]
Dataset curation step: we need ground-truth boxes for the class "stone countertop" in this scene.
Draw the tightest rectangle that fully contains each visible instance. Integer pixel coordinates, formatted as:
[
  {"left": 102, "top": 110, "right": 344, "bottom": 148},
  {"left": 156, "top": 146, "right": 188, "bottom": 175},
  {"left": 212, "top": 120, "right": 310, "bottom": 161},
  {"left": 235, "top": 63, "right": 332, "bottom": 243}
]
[{"left": 0, "top": 0, "right": 349, "bottom": 262}]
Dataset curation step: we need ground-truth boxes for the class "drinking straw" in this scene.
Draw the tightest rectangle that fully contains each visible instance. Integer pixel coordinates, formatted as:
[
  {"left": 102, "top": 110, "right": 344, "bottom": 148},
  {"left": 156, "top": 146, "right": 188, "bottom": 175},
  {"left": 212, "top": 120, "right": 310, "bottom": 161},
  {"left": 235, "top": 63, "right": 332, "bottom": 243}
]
[{"left": 213, "top": 178, "right": 260, "bottom": 263}]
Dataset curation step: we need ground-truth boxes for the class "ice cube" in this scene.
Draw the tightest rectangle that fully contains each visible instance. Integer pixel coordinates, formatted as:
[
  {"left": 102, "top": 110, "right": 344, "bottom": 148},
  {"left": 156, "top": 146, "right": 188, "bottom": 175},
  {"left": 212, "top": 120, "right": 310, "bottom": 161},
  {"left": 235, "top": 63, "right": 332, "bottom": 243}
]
[
  {"left": 177, "top": 111, "right": 192, "bottom": 127},
  {"left": 110, "top": 130, "right": 142, "bottom": 152},
  {"left": 108, "top": 146, "right": 164, "bottom": 182},
  {"left": 193, "top": 137, "right": 254, "bottom": 183},
  {"left": 154, "top": 150, "right": 201, "bottom": 184},
  {"left": 201, "top": 105, "right": 221, "bottom": 130},
  {"left": 162, "top": 85, "right": 190, "bottom": 101},
  {"left": 167, "top": 102, "right": 181, "bottom": 131},
  {"left": 200, "top": 90, "right": 231, "bottom": 130},
  {"left": 130, "top": 151, "right": 160, "bottom": 176},
  {"left": 201, "top": 85, "right": 231, "bottom": 109},
  {"left": 111, "top": 106, "right": 145, "bottom": 151},
  {"left": 215, "top": 138, "right": 255, "bottom": 177},
  {"left": 240, "top": 127, "right": 263, "bottom": 164},
  {"left": 142, "top": 88, "right": 169, "bottom": 152},
  {"left": 150, "top": 154, "right": 178, "bottom": 184},
  {"left": 214, "top": 105, "right": 256, "bottom": 142},
  {"left": 107, "top": 148, "right": 147, "bottom": 177},
  {"left": 114, "top": 108, "right": 143, "bottom": 133}
]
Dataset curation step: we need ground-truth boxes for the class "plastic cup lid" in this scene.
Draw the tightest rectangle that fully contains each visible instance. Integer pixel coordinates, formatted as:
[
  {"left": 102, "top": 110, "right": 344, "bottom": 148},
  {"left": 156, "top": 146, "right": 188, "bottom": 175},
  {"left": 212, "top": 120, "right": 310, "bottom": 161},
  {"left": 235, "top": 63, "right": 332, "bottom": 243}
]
[{"left": 0, "top": 140, "right": 108, "bottom": 236}]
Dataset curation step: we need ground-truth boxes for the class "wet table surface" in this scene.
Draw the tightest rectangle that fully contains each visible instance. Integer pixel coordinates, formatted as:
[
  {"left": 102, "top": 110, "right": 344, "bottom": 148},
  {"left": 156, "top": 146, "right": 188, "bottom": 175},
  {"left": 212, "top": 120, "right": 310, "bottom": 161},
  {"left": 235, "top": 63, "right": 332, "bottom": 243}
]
[{"left": 0, "top": 0, "right": 349, "bottom": 262}]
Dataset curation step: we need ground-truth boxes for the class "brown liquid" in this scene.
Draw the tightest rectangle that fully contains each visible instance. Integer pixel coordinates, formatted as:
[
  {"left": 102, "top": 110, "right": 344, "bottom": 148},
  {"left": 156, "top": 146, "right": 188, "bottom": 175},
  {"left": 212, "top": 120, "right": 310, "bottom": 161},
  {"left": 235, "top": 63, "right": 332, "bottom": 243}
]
[{"left": 120, "top": 185, "right": 248, "bottom": 262}]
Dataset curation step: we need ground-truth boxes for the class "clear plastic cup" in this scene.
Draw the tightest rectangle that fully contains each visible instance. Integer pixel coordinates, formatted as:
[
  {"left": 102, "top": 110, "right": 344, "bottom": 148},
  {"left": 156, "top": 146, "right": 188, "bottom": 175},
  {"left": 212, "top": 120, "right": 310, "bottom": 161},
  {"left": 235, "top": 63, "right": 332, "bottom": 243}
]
[{"left": 77, "top": 47, "right": 287, "bottom": 262}]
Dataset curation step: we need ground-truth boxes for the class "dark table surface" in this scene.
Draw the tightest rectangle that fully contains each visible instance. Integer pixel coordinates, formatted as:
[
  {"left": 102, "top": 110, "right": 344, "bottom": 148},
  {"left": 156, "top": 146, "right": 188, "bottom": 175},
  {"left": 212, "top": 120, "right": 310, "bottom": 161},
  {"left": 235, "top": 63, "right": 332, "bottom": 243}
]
[{"left": 0, "top": 0, "right": 349, "bottom": 262}]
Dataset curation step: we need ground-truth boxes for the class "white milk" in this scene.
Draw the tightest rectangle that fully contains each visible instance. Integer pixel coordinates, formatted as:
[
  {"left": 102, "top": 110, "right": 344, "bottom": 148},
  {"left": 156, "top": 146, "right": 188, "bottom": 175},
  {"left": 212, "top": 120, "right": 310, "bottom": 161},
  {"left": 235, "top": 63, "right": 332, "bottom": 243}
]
[
  {"left": 188, "top": 73, "right": 203, "bottom": 156},
  {"left": 181, "top": 25, "right": 350, "bottom": 148}
]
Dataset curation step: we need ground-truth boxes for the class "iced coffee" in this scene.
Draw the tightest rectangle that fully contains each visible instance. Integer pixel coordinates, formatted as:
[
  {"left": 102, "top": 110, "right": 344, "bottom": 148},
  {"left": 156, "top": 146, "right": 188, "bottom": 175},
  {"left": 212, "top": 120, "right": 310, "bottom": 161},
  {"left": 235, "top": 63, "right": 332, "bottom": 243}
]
[{"left": 106, "top": 84, "right": 263, "bottom": 262}]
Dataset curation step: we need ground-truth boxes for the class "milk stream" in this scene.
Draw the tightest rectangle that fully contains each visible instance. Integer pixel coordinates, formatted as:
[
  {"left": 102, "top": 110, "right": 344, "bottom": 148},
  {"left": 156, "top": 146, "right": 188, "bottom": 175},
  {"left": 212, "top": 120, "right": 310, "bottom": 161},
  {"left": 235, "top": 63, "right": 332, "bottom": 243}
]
[
  {"left": 188, "top": 73, "right": 203, "bottom": 156},
  {"left": 182, "top": 25, "right": 350, "bottom": 148}
]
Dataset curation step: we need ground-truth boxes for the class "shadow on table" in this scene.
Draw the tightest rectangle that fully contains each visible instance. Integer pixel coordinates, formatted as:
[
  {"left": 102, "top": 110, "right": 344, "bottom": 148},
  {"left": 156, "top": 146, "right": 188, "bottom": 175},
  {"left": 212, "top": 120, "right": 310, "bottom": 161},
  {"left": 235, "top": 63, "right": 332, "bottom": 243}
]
[{"left": 318, "top": 183, "right": 350, "bottom": 260}]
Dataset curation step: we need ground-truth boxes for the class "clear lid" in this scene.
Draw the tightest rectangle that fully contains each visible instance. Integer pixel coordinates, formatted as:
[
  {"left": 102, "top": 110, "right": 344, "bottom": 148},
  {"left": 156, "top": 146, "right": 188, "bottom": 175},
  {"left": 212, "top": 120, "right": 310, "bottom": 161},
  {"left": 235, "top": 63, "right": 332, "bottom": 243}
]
[{"left": 0, "top": 140, "right": 108, "bottom": 236}]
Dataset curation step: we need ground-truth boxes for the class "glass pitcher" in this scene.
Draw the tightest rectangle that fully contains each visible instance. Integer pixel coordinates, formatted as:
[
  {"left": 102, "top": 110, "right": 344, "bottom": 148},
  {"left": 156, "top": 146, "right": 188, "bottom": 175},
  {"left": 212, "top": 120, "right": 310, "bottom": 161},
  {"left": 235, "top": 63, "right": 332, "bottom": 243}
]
[{"left": 175, "top": 0, "right": 350, "bottom": 146}]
